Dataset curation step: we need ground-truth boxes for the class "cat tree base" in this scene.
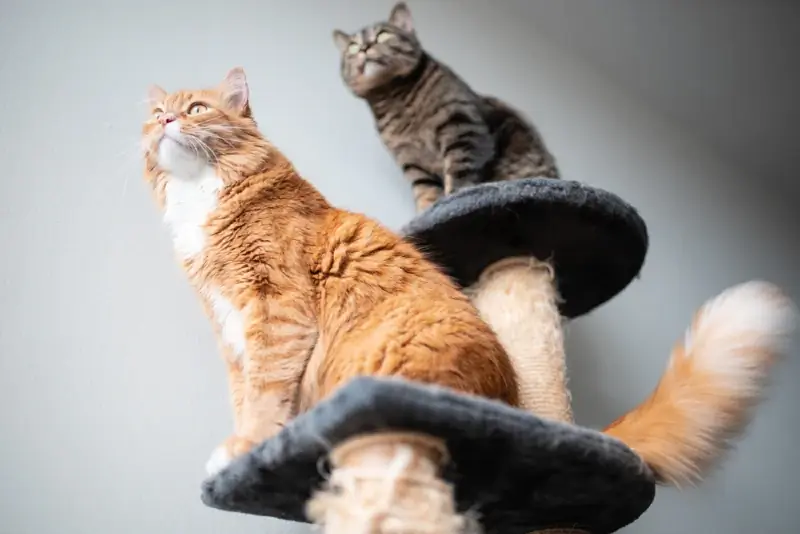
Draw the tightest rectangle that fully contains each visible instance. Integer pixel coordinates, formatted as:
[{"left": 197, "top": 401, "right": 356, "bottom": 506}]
[
  {"left": 200, "top": 377, "right": 655, "bottom": 534},
  {"left": 402, "top": 178, "right": 649, "bottom": 318}
]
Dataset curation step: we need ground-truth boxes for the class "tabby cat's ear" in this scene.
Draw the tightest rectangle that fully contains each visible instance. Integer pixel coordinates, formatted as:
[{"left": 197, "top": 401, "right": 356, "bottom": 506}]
[
  {"left": 220, "top": 67, "right": 249, "bottom": 113},
  {"left": 333, "top": 30, "right": 351, "bottom": 52},
  {"left": 389, "top": 1, "right": 414, "bottom": 33},
  {"left": 147, "top": 85, "right": 167, "bottom": 107}
]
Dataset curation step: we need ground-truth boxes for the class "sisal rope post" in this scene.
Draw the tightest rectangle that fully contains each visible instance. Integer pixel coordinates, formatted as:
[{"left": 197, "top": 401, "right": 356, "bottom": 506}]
[
  {"left": 306, "top": 432, "right": 477, "bottom": 534},
  {"left": 467, "top": 258, "right": 588, "bottom": 534},
  {"left": 466, "top": 257, "right": 573, "bottom": 423}
]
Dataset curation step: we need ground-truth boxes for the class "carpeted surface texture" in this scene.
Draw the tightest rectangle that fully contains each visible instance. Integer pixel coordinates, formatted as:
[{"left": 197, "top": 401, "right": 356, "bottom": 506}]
[
  {"left": 201, "top": 377, "right": 655, "bottom": 534},
  {"left": 402, "top": 178, "right": 649, "bottom": 318}
]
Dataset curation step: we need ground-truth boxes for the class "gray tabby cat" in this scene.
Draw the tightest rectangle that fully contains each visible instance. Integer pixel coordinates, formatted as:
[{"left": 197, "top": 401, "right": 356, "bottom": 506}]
[{"left": 333, "top": 2, "right": 560, "bottom": 213}]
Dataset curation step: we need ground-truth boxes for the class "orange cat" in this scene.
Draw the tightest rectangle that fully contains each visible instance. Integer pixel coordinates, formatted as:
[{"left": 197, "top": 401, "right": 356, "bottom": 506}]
[{"left": 140, "top": 67, "right": 519, "bottom": 475}]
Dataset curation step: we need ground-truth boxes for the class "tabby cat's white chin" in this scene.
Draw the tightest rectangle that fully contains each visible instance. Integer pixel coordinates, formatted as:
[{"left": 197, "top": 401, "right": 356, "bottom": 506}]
[{"left": 362, "top": 60, "right": 384, "bottom": 79}]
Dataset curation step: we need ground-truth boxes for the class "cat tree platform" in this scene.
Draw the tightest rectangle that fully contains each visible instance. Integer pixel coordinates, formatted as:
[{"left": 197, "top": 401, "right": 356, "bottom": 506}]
[
  {"left": 402, "top": 178, "right": 648, "bottom": 319},
  {"left": 201, "top": 376, "right": 655, "bottom": 534}
]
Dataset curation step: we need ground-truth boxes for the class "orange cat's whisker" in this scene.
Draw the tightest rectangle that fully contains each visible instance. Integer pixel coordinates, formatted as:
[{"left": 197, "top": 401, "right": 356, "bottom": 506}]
[
  {"left": 184, "top": 135, "right": 218, "bottom": 164},
  {"left": 195, "top": 127, "right": 236, "bottom": 149}
]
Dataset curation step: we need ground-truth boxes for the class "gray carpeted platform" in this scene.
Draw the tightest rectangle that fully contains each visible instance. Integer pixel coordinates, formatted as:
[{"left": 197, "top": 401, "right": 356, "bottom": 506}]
[
  {"left": 402, "top": 178, "right": 649, "bottom": 318},
  {"left": 201, "top": 377, "right": 655, "bottom": 534}
]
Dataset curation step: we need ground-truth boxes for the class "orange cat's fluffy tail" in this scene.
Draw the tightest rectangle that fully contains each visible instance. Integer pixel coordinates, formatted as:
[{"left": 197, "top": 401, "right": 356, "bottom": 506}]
[{"left": 602, "top": 281, "right": 797, "bottom": 487}]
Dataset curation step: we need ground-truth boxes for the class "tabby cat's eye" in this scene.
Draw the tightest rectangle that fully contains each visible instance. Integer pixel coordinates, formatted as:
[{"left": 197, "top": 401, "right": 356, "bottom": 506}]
[
  {"left": 347, "top": 42, "right": 361, "bottom": 55},
  {"left": 376, "top": 31, "right": 392, "bottom": 43},
  {"left": 188, "top": 103, "right": 208, "bottom": 115}
]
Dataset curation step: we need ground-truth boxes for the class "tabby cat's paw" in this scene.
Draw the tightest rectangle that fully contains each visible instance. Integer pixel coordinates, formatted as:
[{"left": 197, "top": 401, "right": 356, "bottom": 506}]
[{"left": 204, "top": 435, "right": 257, "bottom": 476}]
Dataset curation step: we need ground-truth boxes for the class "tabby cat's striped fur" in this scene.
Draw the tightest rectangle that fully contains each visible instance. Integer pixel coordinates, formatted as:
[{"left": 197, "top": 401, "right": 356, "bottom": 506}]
[{"left": 334, "top": 2, "right": 560, "bottom": 212}]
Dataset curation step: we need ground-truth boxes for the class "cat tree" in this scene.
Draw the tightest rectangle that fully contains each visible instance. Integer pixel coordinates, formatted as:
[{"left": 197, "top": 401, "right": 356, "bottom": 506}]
[
  {"left": 401, "top": 177, "right": 652, "bottom": 533},
  {"left": 402, "top": 178, "right": 649, "bottom": 424},
  {"left": 200, "top": 177, "right": 655, "bottom": 534}
]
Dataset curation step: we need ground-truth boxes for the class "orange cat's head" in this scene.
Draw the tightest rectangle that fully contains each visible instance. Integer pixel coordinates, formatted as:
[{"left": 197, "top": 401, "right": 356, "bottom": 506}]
[{"left": 141, "top": 67, "right": 267, "bottom": 189}]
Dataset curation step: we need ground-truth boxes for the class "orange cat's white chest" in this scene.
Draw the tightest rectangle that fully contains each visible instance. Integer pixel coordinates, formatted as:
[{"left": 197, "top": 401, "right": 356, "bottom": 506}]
[
  {"left": 163, "top": 169, "right": 248, "bottom": 361},
  {"left": 205, "top": 288, "right": 248, "bottom": 361},
  {"left": 163, "top": 168, "right": 224, "bottom": 261}
]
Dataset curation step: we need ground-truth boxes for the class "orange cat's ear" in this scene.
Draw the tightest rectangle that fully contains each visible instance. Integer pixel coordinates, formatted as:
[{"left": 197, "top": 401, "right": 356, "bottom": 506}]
[
  {"left": 147, "top": 84, "right": 167, "bottom": 108},
  {"left": 389, "top": 1, "right": 414, "bottom": 33},
  {"left": 220, "top": 67, "right": 249, "bottom": 114},
  {"left": 333, "top": 30, "right": 351, "bottom": 52}
]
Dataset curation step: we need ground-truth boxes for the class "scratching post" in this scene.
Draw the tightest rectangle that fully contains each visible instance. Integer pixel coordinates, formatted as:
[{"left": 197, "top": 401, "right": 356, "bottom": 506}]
[
  {"left": 306, "top": 432, "right": 470, "bottom": 534},
  {"left": 467, "top": 257, "right": 571, "bottom": 422},
  {"left": 402, "top": 178, "right": 650, "bottom": 533},
  {"left": 403, "top": 178, "right": 649, "bottom": 424}
]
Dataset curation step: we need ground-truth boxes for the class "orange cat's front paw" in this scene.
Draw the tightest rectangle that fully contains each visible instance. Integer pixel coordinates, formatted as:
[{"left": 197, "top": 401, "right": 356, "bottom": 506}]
[{"left": 204, "top": 435, "right": 257, "bottom": 476}]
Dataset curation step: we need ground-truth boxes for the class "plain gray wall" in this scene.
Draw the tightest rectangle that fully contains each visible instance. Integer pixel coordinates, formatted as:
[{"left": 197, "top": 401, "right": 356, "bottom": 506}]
[{"left": 1, "top": 1, "right": 798, "bottom": 533}]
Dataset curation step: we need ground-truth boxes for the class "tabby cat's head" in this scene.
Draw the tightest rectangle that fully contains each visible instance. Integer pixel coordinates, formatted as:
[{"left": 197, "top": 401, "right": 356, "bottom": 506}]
[
  {"left": 333, "top": 2, "right": 423, "bottom": 97},
  {"left": 141, "top": 67, "right": 263, "bottom": 183}
]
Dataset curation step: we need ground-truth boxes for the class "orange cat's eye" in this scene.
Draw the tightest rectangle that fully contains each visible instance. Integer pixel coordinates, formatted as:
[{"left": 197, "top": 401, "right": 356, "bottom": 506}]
[
  {"left": 152, "top": 107, "right": 164, "bottom": 118},
  {"left": 188, "top": 103, "right": 209, "bottom": 115}
]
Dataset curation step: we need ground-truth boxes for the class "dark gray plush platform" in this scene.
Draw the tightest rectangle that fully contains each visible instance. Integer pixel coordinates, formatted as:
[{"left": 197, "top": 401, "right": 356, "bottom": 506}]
[
  {"left": 401, "top": 178, "right": 649, "bottom": 318},
  {"left": 201, "top": 377, "right": 655, "bottom": 534}
]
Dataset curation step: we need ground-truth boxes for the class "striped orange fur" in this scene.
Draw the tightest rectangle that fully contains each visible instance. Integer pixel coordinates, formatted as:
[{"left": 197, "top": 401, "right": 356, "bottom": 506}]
[
  {"left": 140, "top": 68, "right": 519, "bottom": 476},
  {"left": 603, "top": 281, "right": 797, "bottom": 487}
]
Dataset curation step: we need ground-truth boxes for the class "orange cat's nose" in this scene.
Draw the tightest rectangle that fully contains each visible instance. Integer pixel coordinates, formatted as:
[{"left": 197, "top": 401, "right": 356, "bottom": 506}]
[{"left": 158, "top": 113, "right": 177, "bottom": 126}]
